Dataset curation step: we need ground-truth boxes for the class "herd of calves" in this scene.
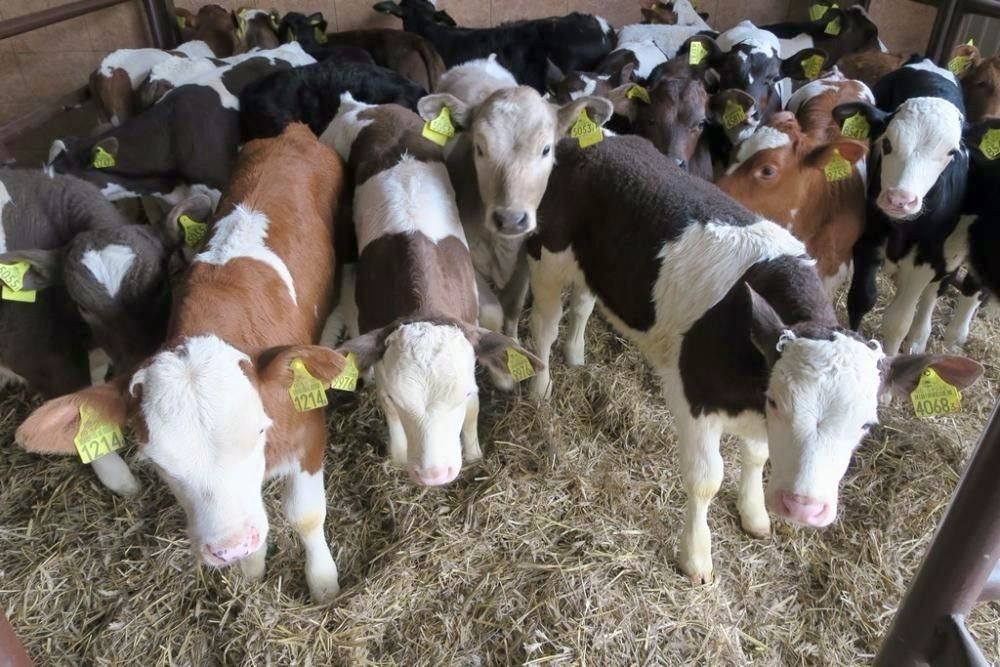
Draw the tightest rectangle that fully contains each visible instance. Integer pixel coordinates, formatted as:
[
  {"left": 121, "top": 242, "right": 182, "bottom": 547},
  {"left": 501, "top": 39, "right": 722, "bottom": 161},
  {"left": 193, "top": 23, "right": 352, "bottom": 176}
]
[{"left": 0, "top": 0, "right": 997, "bottom": 600}]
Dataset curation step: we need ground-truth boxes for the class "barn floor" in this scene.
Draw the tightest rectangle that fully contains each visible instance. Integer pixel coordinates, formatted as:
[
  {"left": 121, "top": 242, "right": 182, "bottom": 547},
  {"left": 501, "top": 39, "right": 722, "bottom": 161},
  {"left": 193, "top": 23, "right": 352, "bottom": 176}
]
[{"left": 1, "top": 286, "right": 998, "bottom": 665}]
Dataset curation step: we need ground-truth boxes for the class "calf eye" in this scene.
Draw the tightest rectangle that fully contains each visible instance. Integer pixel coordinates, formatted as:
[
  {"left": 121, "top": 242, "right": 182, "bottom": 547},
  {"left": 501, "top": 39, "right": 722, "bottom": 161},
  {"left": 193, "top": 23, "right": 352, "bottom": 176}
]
[
  {"left": 542, "top": 145, "right": 551, "bottom": 157},
  {"left": 766, "top": 397, "right": 778, "bottom": 410},
  {"left": 882, "top": 137, "right": 893, "bottom": 155},
  {"left": 759, "top": 165, "right": 777, "bottom": 179},
  {"left": 475, "top": 144, "right": 485, "bottom": 157}
]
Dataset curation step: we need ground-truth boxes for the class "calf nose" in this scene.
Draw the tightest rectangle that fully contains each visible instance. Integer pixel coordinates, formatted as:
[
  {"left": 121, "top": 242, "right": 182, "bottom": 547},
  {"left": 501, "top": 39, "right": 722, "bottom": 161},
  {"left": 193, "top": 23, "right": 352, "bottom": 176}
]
[
  {"left": 884, "top": 189, "right": 919, "bottom": 212},
  {"left": 203, "top": 526, "right": 261, "bottom": 566},
  {"left": 413, "top": 465, "right": 459, "bottom": 486},
  {"left": 776, "top": 492, "right": 833, "bottom": 527},
  {"left": 491, "top": 209, "right": 530, "bottom": 236}
]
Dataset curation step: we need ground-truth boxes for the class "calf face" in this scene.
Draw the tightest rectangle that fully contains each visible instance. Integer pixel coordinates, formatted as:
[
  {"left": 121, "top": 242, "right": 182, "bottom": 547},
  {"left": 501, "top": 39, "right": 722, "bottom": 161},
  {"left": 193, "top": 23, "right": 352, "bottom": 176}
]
[
  {"left": 418, "top": 87, "right": 612, "bottom": 237},
  {"left": 954, "top": 45, "right": 1000, "bottom": 122},
  {"left": 547, "top": 56, "right": 637, "bottom": 105}
]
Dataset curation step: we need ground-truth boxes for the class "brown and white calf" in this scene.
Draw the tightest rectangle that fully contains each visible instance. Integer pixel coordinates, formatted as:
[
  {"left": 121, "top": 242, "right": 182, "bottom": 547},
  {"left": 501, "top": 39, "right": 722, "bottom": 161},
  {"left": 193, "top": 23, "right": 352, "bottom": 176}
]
[
  {"left": 176, "top": 5, "right": 280, "bottom": 57},
  {"left": 321, "top": 96, "right": 540, "bottom": 485},
  {"left": 17, "top": 124, "right": 348, "bottom": 603},
  {"left": 953, "top": 43, "right": 1000, "bottom": 122},
  {"left": 527, "top": 135, "right": 982, "bottom": 584},
  {"left": 717, "top": 73, "right": 875, "bottom": 294},
  {"left": 416, "top": 56, "right": 611, "bottom": 381}
]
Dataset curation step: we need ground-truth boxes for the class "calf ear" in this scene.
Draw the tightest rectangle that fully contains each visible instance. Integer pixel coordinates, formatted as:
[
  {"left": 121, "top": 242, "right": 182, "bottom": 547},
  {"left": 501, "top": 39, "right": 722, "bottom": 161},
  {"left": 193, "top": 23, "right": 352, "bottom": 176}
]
[
  {"left": 780, "top": 48, "right": 832, "bottom": 81},
  {"left": 708, "top": 89, "right": 757, "bottom": 134},
  {"left": 162, "top": 194, "right": 215, "bottom": 251},
  {"left": 556, "top": 96, "right": 615, "bottom": 135},
  {"left": 606, "top": 83, "right": 637, "bottom": 120},
  {"left": 679, "top": 35, "right": 722, "bottom": 70},
  {"left": 545, "top": 59, "right": 566, "bottom": 93},
  {"left": 465, "top": 327, "right": 545, "bottom": 379},
  {"left": 15, "top": 383, "right": 128, "bottom": 456},
  {"left": 745, "top": 284, "right": 788, "bottom": 368},
  {"left": 336, "top": 328, "right": 389, "bottom": 373},
  {"left": 880, "top": 354, "right": 984, "bottom": 398},
  {"left": 803, "top": 138, "right": 868, "bottom": 170},
  {"left": 372, "top": 2, "right": 404, "bottom": 18},
  {"left": 964, "top": 118, "right": 1000, "bottom": 159},
  {"left": 93, "top": 136, "right": 119, "bottom": 159},
  {"left": 950, "top": 43, "right": 982, "bottom": 72},
  {"left": 0, "top": 248, "right": 64, "bottom": 290},
  {"left": 418, "top": 93, "right": 471, "bottom": 129},
  {"left": 832, "top": 102, "right": 890, "bottom": 140},
  {"left": 259, "top": 344, "right": 348, "bottom": 388}
]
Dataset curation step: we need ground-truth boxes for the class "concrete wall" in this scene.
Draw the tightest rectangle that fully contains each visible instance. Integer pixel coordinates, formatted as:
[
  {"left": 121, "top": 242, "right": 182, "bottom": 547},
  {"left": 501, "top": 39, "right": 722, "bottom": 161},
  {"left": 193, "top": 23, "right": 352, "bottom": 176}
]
[{"left": 0, "top": 0, "right": 938, "bottom": 126}]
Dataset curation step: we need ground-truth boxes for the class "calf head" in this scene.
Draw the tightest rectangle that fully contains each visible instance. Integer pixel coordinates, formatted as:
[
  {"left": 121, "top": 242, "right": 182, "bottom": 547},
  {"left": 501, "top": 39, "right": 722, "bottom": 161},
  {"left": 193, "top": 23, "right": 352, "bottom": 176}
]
[
  {"left": 834, "top": 96, "right": 965, "bottom": 220},
  {"left": 418, "top": 87, "right": 612, "bottom": 237},
  {"left": 234, "top": 7, "right": 281, "bottom": 52},
  {"left": 953, "top": 44, "right": 1000, "bottom": 122},
  {"left": 191, "top": 4, "right": 240, "bottom": 57},
  {"left": 278, "top": 11, "right": 326, "bottom": 48},
  {"left": 814, "top": 7, "right": 881, "bottom": 62},
  {"left": 339, "top": 321, "right": 542, "bottom": 486},
  {"left": 717, "top": 113, "right": 867, "bottom": 221},
  {"left": 546, "top": 55, "right": 637, "bottom": 105},
  {"left": 48, "top": 136, "right": 173, "bottom": 200},
  {"left": 746, "top": 285, "right": 982, "bottom": 527},
  {"left": 640, "top": 2, "right": 678, "bottom": 25},
  {"left": 16, "top": 338, "right": 346, "bottom": 567}
]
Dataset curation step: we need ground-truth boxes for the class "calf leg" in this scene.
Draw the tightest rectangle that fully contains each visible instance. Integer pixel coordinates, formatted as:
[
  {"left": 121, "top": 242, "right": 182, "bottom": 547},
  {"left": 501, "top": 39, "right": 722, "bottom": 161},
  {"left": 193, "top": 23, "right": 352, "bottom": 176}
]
[
  {"left": 475, "top": 274, "right": 515, "bottom": 391},
  {"left": 675, "top": 409, "right": 724, "bottom": 585},
  {"left": 91, "top": 453, "right": 141, "bottom": 497},
  {"left": 461, "top": 394, "right": 482, "bottom": 463},
  {"left": 240, "top": 542, "right": 267, "bottom": 581},
  {"left": 498, "top": 258, "right": 530, "bottom": 341},
  {"left": 847, "top": 238, "right": 882, "bottom": 330},
  {"left": 881, "top": 258, "right": 935, "bottom": 356},
  {"left": 563, "top": 285, "right": 596, "bottom": 367},
  {"left": 321, "top": 264, "right": 358, "bottom": 348},
  {"left": 738, "top": 438, "right": 770, "bottom": 539},
  {"left": 944, "top": 273, "right": 984, "bottom": 349},
  {"left": 284, "top": 464, "right": 339, "bottom": 604},
  {"left": 528, "top": 254, "right": 568, "bottom": 400},
  {"left": 903, "top": 280, "right": 940, "bottom": 354}
]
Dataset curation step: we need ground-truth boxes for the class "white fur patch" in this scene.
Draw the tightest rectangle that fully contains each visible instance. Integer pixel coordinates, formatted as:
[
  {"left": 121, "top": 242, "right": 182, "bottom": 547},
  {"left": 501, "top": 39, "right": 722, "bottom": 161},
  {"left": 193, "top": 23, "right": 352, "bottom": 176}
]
[
  {"left": 717, "top": 21, "right": 780, "bottom": 57},
  {"left": 196, "top": 205, "right": 297, "bottom": 305},
  {"left": 354, "top": 155, "right": 466, "bottom": 252},
  {"left": 99, "top": 48, "right": 178, "bottom": 88},
  {"left": 0, "top": 178, "right": 11, "bottom": 254},
  {"left": 785, "top": 74, "right": 842, "bottom": 115},
  {"left": 81, "top": 244, "right": 136, "bottom": 298},
  {"left": 100, "top": 182, "right": 140, "bottom": 201},
  {"left": 435, "top": 54, "right": 518, "bottom": 102},
  {"left": 728, "top": 126, "right": 791, "bottom": 172},
  {"left": 173, "top": 40, "right": 214, "bottom": 58},
  {"left": 570, "top": 76, "right": 598, "bottom": 100},
  {"left": 594, "top": 15, "right": 612, "bottom": 36},
  {"left": 905, "top": 59, "right": 958, "bottom": 85},
  {"left": 617, "top": 24, "right": 704, "bottom": 59},
  {"left": 319, "top": 93, "right": 375, "bottom": 162},
  {"left": 613, "top": 40, "right": 668, "bottom": 80},
  {"left": 47, "top": 140, "right": 67, "bottom": 166},
  {"left": 778, "top": 34, "right": 814, "bottom": 59}
]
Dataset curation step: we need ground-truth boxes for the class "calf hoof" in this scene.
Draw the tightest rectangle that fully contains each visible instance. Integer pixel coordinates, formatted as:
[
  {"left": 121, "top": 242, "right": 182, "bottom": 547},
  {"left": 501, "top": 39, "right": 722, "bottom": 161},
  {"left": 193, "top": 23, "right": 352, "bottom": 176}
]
[
  {"left": 563, "top": 343, "right": 585, "bottom": 367},
  {"left": 91, "top": 455, "right": 141, "bottom": 497},
  {"left": 463, "top": 441, "right": 483, "bottom": 464},
  {"left": 240, "top": 546, "right": 267, "bottom": 582},
  {"left": 678, "top": 550, "right": 714, "bottom": 586},
  {"left": 741, "top": 515, "right": 771, "bottom": 540},
  {"left": 307, "top": 565, "right": 341, "bottom": 604},
  {"left": 529, "top": 373, "right": 552, "bottom": 401},
  {"left": 879, "top": 393, "right": 894, "bottom": 407}
]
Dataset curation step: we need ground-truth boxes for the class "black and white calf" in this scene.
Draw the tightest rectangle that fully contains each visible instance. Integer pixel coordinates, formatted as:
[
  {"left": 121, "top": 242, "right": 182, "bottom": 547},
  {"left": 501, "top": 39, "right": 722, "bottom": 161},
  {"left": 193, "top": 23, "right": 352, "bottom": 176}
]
[
  {"left": 833, "top": 58, "right": 970, "bottom": 356},
  {"left": 526, "top": 135, "right": 981, "bottom": 584}
]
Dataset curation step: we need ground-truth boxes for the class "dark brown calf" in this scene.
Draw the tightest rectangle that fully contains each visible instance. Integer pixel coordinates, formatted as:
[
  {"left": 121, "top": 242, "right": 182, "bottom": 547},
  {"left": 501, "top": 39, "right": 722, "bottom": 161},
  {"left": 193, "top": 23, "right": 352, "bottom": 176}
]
[
  {"left": 837, "top": 50, "right": 907, "bottom": 88},
  {"left": 327, "top": 29, "right": 446, "bottom": 91}
]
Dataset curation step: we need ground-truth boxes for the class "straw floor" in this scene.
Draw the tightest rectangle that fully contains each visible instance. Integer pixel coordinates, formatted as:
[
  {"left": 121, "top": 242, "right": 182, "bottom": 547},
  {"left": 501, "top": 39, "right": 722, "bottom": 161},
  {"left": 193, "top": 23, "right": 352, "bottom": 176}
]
[{"left": 1, "top": 289, "right": 998, "bottom": 665}]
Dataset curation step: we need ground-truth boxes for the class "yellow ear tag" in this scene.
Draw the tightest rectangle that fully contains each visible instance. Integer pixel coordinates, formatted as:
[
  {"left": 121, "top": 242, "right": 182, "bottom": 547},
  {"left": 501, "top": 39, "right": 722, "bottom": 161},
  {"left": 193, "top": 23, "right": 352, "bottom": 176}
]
[
  {"left": 840, "top": 112, "right": 870, "bottom": 140},
  {"left": 506, "top": 348, "right": 535, "bottom": 382},
  {"left": 910, "top": 368, "right": 961, "bottom": 417},
  {"left": 571, "top": 109, "right": 603, "bottom": 148},
  {"left": 289, "top": 358, "right": 329, "bottom": 413},
  {"left": 824, "top": 149, "right": 852, "bottom": 182},
  {"left": 0, "top": 261, "right": 36, "bottom": 303},
  {"left": 236, "top": 13, "right": 249, "bottom": 40},
  {"left": 948, "top": 54, "right": 972, "bottom": 76},
  {"left": 808, "top": 3, "right": 829, "bottom": 21},
  {"left": 689, "top": 40, "right": 708, "bottom": 66},
  {"left": 178, "top": 214, "right": 208, "bottom": 248},
  {"left": 330, "top": 352, "right": 359, "bottom": 392},
  {"left": 270, "top": 13, "right": 281, "bottom": 31},
  {"left": 723, "top": 99, "right": 747, "bottom": 130},
  {"left": 967, "top": 38, "right": 975, "bottom": 46},
  {"left": 979, "top": 128, "right": 1000, "bottom": 160},
  {"left": 92, "top": 146, "right": 115, "bottom": 169},
  {"left": 74, "top": 404, "right": 125, "bottom": 464},
  {"left": 422, "top": 106, "right": 456, "bottom": 147},
  {"left": 626, "top": 84, "right": 651, "bottom": 104},
  {"left": 824, "top": 17, "right": 841, "bottom": 36},
  {"left": 314, "top": 26, "right": 328, "bottom": 43},
  {"left": 801, "top": 53, "right": 825, "bottom": 80},
  {"left": 176, "top": 15, "right": 187, "bottom": 30}
]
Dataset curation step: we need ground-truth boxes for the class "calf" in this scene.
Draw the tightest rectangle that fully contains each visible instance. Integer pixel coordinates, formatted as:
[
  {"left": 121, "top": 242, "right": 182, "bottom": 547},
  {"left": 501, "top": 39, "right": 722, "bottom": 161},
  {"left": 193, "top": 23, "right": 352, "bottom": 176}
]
[
  {"left": 322, "top": 97, "right": 540, "bottom": 485},
  {"left": 837, "top": 50, "right": 907, "bottom": 88},
  {"left": 833, "top": 58, "right": 970, "bottom": 355},
  {"left": 17, "top": 124, "right": 348, "bottom": 603},
  {"left": 615, "top": 24, "right": 711, "bottom": 60},
  {"left": 763, "top": 5, "right": 882, "bottom": 63},
  {"left": 90, "top": 41, "right": 214, "bottom": 126},
  {"left": 640, "top": 0, "right": 709, "bottom": 26},
  {"left": 373, "top": 0, "right": 615, "bottom": 94},
  {"left": 525, "top": 134, "right": 982, "bottom": 584},
  {"left": 951, "top": 43, "right": 1000, "bottom": 122},
  {"left": 176, "top": 5, "right": 280, "bottom": 57},
  {"left": 240, "top": 61, "right": 426, "bottom": 139},
  {"left": 48, "top": 85, "right": 240, "bottom": 207},
  {"left": 417, "top": 58, "right": 611, "bottom": 369},
  {"left": 0, "top": 169, "right": 166, "bottom": 497}
]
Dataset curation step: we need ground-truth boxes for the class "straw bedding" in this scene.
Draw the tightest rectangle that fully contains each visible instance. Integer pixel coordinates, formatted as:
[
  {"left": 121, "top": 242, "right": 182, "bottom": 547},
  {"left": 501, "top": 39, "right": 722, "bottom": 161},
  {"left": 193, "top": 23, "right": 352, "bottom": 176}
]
[{"left": 1, "top": 287, "right": 998, "bottom": 665}]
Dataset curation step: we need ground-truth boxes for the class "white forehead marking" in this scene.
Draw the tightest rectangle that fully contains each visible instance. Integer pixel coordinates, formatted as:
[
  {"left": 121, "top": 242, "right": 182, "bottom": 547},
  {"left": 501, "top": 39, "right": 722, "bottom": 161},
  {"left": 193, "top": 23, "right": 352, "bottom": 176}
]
[
  {"left": 570, "top": 76, "right": 598, "bottom": 100},
  {"left": 0, "top": 178, "right": 11, "bottom": 253},
  {"left": 887, "top": 96, "right": 964, "bottom": 147},
  {"left": 354, "top": 155, "right": 466, "bottom": 252},
  {"left": 196, "top": 204, "right": 297, "bottom": 305},
  {"left": 672, "top": 0, "right": 711, "bottom": 28},
  {"left": 786, "top": 75, "right": 841, "bottom": 115},
  {"left": 717, "top": 21, "right": 780, "bottom": 57},
  {"left": 81, "top": 244, "right": 136, "bottom": 298},
  {"left": 905, "top": 59, "right": 958, "bottom": 85},
  {"left": 319, "top": 93, "right": 375, "bottom": 162},
  {"left": 377, "top": 323, "right": 478, "bottom": 412},
  {"left": 614, "top": 39, "right": 667, "bottom": 79},
  {"left": 100, "top": 182, "right": 140, "bottom": 201},
  {"left": 435, "top": 55, "right": 518, "bottom": 102},
  {"left": 728, "top": 125, "right": 790, "bottom": 172}
]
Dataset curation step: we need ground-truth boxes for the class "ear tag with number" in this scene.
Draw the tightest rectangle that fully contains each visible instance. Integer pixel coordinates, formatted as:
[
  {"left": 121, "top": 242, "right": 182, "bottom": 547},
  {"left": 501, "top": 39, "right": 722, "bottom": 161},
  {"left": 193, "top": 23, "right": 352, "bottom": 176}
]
[
  {"left": 808, "top": 3, "right": 829, "bottom": 20},
  {"left": 824, "top": 149, "right": 852, "bottom": 182},
  {"left": 422, "top": 106, "right": 456, "bottom": 146},
  {"left": 824, "top": 17, "right": 841, "bottom": 35},
  {"left": 178, "top": 214, "right": 209, "bottom": 248},
  {"left": 948, "top": 54, "right": 972, "bottom": 76},
  {"left": 689, "top": 40, "right": 708, "bottom": 66},
  {"left": 979, "top": 128, "right": 1000, "bottom": 160},
  {"left": 289, "top": 358, "right": 329, "bottom": 413},
  {"left": 723, "top": 99, "right": 747, "bottom": 129},
  {"left": 74, "top": 404, "right": 125, "bottom": 464},
  {"left": 626, "top": 84, "right": 651, "bottom": 104},
  {"left": 571, "top": 109, "right": 603, "bottom": 148},
  {"left": 92, "top": 146, "right": 115, "bottom": 169},
  {"left": 910, "top": 368, "right": 961, "bottom": 417},
  {"left": 506, "top": 348, "right": 535, "bottom": 382},
  {"left": 0, "top": 261, "right": 36, "bottom": 303},
  {"left": 840, "top": 112, "right": 870, "bottom": 140},
  {"left": 801, "top": 54, "right": 825, "bottom": 80},
  {"left": 330, "top": 352, "right": 359, "bottom": 392}
]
